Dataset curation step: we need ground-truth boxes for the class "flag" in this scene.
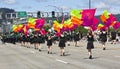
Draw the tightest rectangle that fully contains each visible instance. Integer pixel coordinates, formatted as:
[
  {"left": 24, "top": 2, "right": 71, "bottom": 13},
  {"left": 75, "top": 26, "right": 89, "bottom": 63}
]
[
  {"left": 113, "top": 22, "right": 120, "bottom": 29},
  {"left": 71, "top": 16, "right": 83, "bottom": 26},
  {"left": 23, "top": 24, "right": 28, "bottom": 36},
  {"left": 100, "top": 10, "right": 116, "bottom": 27},
  {"left": 81, "top": 9, "right": 96, "bottom": 26},
  {"left": 12, "top": 25, "right": 18, "bottom": 32},
  {"left": 35, "top": 18, "right": 45, "bottom": 30},
  {"left": 28, "top": 18, "right": 37, "bottom": 29},
  {"left": 100, "top": 14, "right": 107, "bottom": 22},
  {"left": 103, "top": 10, "right": 110, "bottom": 19},
  {"left": 70, "top": 9, "right": 82, "bottom": 18},
  {"left": 97, "top": 23, "right": 104, "bottom": 29},
  {"left": 28, "top": 18, "right": 37, "bottom": 24}
]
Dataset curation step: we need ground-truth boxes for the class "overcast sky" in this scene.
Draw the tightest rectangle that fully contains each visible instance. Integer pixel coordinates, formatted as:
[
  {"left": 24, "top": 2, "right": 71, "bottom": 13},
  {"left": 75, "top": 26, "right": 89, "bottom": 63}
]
[{"left": 0, "top": 0, "right": 120, "bottom": 15}]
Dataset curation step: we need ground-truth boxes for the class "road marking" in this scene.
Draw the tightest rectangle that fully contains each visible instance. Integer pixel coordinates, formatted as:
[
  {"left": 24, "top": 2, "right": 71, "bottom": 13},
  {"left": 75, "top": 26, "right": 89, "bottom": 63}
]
[
  {"left": 56, "top": 59, "right": 69, "bottom": 64},
  {"left": 30, "top": 51, "right": 36, "bottom": 54}
]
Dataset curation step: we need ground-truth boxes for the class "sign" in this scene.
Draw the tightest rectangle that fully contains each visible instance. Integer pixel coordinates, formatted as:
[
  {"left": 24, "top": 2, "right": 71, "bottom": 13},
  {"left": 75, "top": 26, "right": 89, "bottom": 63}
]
[{"left": 17, "top": 11, "right": 27, "bottom": 18}]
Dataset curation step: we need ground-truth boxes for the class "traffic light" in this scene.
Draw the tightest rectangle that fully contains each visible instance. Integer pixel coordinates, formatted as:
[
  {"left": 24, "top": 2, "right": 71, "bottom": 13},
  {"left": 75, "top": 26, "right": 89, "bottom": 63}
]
[
  {"left": 52, "top": 11, "right": 55, "bottom": 18},
  {"left": 37, "top": 11, "right": 41, "bottom": 18}
]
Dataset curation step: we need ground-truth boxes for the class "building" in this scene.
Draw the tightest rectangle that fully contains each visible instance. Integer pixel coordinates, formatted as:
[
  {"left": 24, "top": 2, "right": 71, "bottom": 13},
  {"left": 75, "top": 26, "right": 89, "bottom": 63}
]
[{"left": 0, "top": 11, "right": 70, "bottom": 33}]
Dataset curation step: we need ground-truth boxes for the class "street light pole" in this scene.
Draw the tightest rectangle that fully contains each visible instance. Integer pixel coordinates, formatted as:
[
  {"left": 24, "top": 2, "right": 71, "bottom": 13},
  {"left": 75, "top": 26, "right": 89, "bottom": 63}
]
[{"left": 89, "top": 0, "right": 91, "bottom": 9}]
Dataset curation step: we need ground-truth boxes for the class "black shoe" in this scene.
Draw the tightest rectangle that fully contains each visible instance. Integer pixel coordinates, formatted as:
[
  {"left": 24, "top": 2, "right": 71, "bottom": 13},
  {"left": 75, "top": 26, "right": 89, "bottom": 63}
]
[
  {"left": 48, "top": 51, "right": 49, "bottom": 54},
  {"left": 35, "top": 48, "right": 38, "bottom": 50},
  {"left": 89, "top": 55, "right": 92, "bottom": 59},
  {"left": 63, "top": 52, "right": 65, "bottom": 56},
  {"left": 39, "top": 49, "right": 41, "bottom": 52},
  {"left": 68, "top": 44, "right": 70, "bottom": 46},
  {"left": 75, "top": 46, "right": 79, "bottom": 47},
  {"left": 103, "top": 48, "right": 106, "bottom": 50},
  {"left": 50, "top": 52, "right": 52, "bottom": 54}
]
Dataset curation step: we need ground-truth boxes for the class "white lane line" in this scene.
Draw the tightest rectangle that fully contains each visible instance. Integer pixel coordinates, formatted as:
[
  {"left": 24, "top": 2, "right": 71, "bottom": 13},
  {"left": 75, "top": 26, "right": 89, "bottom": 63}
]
[
  {"left": 30, "top": 51, "right": 36, "bottom": 54},
  {"left": 56, "top": 59, "right": 69, "bottom": 64}
]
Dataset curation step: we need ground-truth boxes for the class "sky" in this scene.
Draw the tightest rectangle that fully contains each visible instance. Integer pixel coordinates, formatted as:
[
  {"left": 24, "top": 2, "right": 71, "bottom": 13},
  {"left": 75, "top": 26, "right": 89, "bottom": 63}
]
[{"left": 0, "top": 0, "right": 120, "bottom": 15}]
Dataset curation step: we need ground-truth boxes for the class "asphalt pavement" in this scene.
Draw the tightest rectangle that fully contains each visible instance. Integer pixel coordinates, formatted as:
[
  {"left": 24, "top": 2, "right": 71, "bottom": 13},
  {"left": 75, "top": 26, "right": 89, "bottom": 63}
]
[{"left": 0, "top": 40, "right": 120, "bottom": 69}]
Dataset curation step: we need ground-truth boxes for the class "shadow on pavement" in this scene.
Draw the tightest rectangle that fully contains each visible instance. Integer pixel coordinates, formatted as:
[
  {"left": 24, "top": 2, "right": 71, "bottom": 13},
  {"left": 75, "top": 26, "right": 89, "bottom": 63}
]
[{"left": 83, "top": 57, "right": 99, "bottom": 59}]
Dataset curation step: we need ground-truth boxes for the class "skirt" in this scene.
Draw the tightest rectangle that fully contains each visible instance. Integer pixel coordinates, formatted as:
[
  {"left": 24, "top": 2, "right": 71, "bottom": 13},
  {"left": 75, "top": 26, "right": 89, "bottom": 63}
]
[
  {"left": 101, "top": 38, "right": 107, "bottom": 42},
  {"left": 87, "top": 41, "right": 94, "bottom": 49},
  {"left": 47, "top": 40, "right": 52, "bottom": 46},
  {"left": 59, "top": 42, "right": 65, "bottom": 47}
]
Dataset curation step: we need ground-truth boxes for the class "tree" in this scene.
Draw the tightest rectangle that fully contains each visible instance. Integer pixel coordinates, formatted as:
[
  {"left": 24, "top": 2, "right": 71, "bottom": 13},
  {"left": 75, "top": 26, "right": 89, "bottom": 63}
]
[
  {"left": 74, "top": 26, "right": 88, "bottom": 34},
  {"left": 43, "top": 25, "right": 51, "bottom": 32}
]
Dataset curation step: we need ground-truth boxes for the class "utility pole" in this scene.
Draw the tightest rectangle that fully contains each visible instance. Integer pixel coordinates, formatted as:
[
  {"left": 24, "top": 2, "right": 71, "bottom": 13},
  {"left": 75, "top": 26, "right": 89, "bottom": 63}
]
[{"left": 89, "top": 0, "right": 91, "bottom": 9}]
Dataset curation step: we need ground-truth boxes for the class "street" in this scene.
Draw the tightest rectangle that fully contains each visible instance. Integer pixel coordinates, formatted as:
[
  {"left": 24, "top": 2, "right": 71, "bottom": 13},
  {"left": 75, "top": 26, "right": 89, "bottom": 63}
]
[{"left": 0, "top": 41, "right": 120, "bottom": 69}]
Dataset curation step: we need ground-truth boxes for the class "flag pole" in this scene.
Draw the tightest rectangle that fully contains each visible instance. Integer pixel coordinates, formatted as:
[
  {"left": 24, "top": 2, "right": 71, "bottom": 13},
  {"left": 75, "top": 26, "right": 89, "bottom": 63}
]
[{"left": 89, "top": 0, "right": 91, "bottom": 9}]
